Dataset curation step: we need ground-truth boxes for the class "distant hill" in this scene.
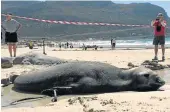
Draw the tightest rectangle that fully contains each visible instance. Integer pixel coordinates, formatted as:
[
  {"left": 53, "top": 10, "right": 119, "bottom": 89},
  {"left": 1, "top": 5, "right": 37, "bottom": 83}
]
[{"left": 1, "top": 1, "right": 170, "bottom": 40}]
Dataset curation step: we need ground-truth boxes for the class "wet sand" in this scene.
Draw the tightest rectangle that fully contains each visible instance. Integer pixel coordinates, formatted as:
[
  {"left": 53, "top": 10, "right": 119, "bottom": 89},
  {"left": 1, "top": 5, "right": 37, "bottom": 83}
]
[{"left": 1, "top": 47, "right": 170, "bottom": 112}]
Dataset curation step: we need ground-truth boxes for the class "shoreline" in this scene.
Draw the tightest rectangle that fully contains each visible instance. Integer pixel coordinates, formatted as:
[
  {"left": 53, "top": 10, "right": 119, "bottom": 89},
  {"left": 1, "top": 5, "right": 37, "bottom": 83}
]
[
  {"left": 1, "top": 47, "right": 170, "bottom": 68},
  {"left": 2, "top": 38, "right": 170, "bottom": 49},
  {"left": 1, "top": 44, "right": 170, "bottom": 50}
]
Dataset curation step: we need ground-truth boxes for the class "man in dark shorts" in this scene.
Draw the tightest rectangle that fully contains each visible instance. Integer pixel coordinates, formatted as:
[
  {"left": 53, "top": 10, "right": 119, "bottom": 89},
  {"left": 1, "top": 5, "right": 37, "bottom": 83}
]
[
  {"left": 1, "top": 13, "right": 21, "bottom": 57},
  {"left": 110, "top": 38, "right": 113, "bottom": 49},
  {"left": 66, "top": 42, "right": 69, "bottom": 48},
  {"left": 151, "top": 13, "right": 167, "bottom": 61},
  {"left": 111, "top": 38, "right": 116, "bottom": 50},
  {"left": 112, "top": 38, "right": 116, "bottom": 49}
]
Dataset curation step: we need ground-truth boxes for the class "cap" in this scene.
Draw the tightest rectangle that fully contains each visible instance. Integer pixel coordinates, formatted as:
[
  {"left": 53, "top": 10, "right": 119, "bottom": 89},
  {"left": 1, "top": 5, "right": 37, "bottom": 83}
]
[{"left": 157, "top": 13, "right": 163, "bottom": 17}]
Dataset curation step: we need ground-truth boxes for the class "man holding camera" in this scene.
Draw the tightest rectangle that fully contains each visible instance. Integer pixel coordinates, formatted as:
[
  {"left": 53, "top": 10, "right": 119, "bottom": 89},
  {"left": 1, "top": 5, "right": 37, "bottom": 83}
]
[{"left": 151, "top": 13, "right": 167, "bottom": 61}]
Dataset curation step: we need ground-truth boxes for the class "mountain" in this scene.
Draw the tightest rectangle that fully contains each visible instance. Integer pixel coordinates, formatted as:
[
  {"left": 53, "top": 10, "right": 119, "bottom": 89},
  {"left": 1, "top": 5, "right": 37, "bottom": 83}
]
[{"left": 1, "top": 1, "right": 170, "bottom": 40}]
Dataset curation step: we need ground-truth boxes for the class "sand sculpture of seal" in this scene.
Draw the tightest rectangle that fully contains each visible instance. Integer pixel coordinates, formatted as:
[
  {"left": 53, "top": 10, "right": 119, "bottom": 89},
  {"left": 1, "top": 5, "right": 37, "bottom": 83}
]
[
  {"left": 13, "top": 52, "right": 67, "bottom": 65},
  {"left": 14, "top": 61, "right": 165, "bottom": 96}
]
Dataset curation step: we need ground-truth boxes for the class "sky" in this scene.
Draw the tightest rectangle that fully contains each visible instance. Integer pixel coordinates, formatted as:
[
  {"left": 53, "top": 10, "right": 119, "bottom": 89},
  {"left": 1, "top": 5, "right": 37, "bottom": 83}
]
[{"left": 113, "top": 1, "right": 170, "bottom": 17}]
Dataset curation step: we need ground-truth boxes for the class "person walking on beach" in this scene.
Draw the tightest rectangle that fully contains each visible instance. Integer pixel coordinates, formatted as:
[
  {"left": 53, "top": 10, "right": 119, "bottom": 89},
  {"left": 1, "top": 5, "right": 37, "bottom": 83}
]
[
  {"left": 111, "top": 38, "right": 113, "bottom": 49},
  {"left": 59, "top": 43, "right": 62, "bottom": 50},
  {"left": 66, "top": 42, "right": 69, "bottom": 48},
  {"left": 151, "top": 13, "right": 167, "bottom": 61},
  {"left": 70, "top": 43, "right": 73, "bottom": 48},
  {"left": 28, "top": 41, "right": 33, "bottom": 49},
  {"left": 111, "top": 38, "right": 116, "bottom": 49},
  {"left": 112, "top": 38, "right": 116, "bottom": 49},
  {"left": 83, "top": 43, "right": 86, "bottom": 50},
  {"left": 1, "top": 13, "right": 21, "bottom": 57}
]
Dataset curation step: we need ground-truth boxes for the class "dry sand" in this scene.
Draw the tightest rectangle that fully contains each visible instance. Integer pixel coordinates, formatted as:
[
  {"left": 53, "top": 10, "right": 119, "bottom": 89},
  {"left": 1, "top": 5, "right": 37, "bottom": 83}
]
[{"left": 1, "top": 47, "right": 170, "bottom": 112}]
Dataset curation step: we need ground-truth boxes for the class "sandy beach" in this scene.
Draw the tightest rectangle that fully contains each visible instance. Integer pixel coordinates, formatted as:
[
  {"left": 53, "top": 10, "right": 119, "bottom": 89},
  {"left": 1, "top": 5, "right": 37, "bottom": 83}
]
[{"left": 1, "top": 47, "right": 170, "bottom": 112}]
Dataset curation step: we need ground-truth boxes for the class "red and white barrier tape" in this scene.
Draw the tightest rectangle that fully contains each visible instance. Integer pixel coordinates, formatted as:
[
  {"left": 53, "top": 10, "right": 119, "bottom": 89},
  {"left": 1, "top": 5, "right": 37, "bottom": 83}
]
[
  {"left": 1, "top": 14, "right": 169, "bottom": 29},
  {"left": 1, "top": 14, "right": 152, "bottom": 27}
]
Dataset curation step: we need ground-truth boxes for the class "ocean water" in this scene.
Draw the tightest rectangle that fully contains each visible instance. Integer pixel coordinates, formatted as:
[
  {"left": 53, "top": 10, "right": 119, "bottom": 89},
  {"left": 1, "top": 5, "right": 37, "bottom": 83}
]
[{"left": 68, "top": 37, "right": 170, "bottom": 48}]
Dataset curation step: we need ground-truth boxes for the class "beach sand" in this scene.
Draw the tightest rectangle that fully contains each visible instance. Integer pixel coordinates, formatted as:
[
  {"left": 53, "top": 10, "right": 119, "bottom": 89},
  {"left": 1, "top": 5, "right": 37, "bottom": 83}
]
[{"left": 1, "top": 47, "right": 170, "bottom": 112}]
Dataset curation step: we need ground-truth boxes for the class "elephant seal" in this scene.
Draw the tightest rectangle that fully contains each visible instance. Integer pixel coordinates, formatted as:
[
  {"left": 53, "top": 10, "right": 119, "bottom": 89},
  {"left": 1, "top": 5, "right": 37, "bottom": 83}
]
[
  {"left": 14, "top": 61, "right": 165, "bottom": 96},
  {"left": 13, "top": 52, "right": 67, "bottom": 65},
  {"left": 1, "top": 75, "right": 19, "bottom": 87},
  {"left": 1, "top": 57, "right": 13, "bottom": 68}
]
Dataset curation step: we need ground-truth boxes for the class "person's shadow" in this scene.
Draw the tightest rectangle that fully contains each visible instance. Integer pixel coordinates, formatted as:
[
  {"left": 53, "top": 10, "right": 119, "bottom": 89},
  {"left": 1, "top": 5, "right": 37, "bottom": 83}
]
[{"left": 152, "top": 59, "right": 164, "bottom": 63}]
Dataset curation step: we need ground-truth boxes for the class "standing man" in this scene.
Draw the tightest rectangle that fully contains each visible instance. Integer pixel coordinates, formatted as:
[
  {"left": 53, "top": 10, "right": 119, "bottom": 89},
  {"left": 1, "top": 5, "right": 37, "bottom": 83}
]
[
  {"left": 112, "top": 38, "right": 116, "bottom": 49},
  {"left": 59, "top": 43, "right": 62, "bottom": 50},
  {"left": 66, "top": 42, "right": 69, "bottom": 48},
  {"left": 151, "top": 13, "right": 167, "bottom": 61},
  {"left": 111, "top": 38, "right": 113, "bottom": 49},
  {"left": 1, "top": 13, "right": 21, "bottom": 57}
]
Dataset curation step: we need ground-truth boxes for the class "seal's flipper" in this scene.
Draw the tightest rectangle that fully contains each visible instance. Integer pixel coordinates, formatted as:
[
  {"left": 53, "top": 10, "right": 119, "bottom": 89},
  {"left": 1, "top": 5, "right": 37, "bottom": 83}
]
[
  {"left": 71, "top": 77, "right": 102, "bottom": 93},
  {"left": 135, "top": 84, "right": 153, "bottom": 91}
]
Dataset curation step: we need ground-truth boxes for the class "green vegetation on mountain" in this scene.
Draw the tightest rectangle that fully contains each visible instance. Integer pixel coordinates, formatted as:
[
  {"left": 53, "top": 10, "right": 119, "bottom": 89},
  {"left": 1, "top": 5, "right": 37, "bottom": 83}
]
[{"left": 1, "top": 1, "right": 170, "bottom": 40}]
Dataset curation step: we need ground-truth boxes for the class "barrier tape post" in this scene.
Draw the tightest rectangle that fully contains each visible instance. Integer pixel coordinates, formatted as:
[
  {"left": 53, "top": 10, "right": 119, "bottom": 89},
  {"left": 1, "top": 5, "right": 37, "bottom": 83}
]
[{"left": 42, "top": 38, "right": 46, "bottom": 55}]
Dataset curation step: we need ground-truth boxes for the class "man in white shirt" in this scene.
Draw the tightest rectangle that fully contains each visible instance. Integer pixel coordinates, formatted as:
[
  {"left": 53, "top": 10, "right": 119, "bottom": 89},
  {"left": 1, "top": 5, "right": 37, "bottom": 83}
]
[{"left": 1, "top": 13, "right": 21, "bottom": 57}]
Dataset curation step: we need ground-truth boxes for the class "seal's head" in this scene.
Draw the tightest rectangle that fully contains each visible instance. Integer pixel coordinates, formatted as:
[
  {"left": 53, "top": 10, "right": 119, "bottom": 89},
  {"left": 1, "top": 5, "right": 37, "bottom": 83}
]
[{"left": 131, "top": 67, "right": 165, "bottom": 91}]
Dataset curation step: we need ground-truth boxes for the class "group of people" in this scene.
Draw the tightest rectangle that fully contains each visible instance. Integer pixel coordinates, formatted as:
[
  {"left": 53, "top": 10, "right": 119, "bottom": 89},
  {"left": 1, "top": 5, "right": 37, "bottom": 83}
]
[
  {"left": 1, "top": 13, "right": 167, "bottom": 61},
  {"left": 59, "top": 42, "right": 73, "bottom": 49}
]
